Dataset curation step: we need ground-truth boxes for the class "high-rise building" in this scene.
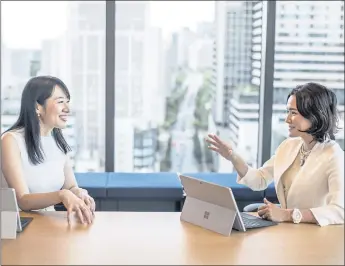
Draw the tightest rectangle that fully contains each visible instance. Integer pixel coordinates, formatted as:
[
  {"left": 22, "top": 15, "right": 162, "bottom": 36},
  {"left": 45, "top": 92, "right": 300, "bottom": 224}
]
[
  {"left": 273, "top": 1, "right": 344, "bottom": 105},
  {"left": 1, "top": 48, "right": 41, "bottom": 104},
  {"left": 67, "top": 1, "right": 106, "bottom": 171},
  {"left": 188, "top": 38, "right": 213, "bottom": 72},
  {"left": 39, "top": 34, "right": 70, "bottom": 85},
  {"left": 176, "top": 28, "right": 197, "bottom": 69},
  {"left": 212, "top": 1, "right": 254, "bottom": 128},
  {"left": 212, "top": 1, "right": 256, "bottom": 169},
  {"left": 196, "top": 22, "right": 215, "bottom": 39},
  {"left": 1, "top": 43, "right": 12, "bottom": 94},
  {"left": 114, "top": 1, "right": 164, "bottom": 172},
  {"left": 164, "top": 33, "right": 179, "bottom": 97},
  {"left": 143, "top": 27, "right": 165, "bottom": 125}
]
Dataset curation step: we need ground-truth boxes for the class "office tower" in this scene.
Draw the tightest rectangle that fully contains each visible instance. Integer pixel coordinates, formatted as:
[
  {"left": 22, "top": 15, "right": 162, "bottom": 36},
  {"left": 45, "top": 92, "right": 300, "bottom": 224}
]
[
  {"left": 143, "top": 27, "right": 165, "bottom": 126},
  {"left": 1, "top": 48, "right": 41, "bottom": 127},
  {"left": 188, "top": 37, "right": 213, "bottom": 72},
  {"left": 212, "top": 1, "right": 255, "bottom": 170},
  {"left": 1, "top": 43, "right": 12, "bottom": 95},
  {"left": 67, "top": 1, "right": 106, "bottom": 171},
  {"left": 273, "top": 1, "right": 344, "bottom": 104},
  {"left": 189, "top": 21, "right": 214, "bottom": 72},
  {"left": 136, "top": 26, "right": 164, "bottom": 172},
  {"left": 40, "top": 35, "right": 70, "bottom": 84},
  {"left": 213, "top": 1, "right": 254, "bottom": 128},
  {"left": 176, "top": 28, "right": 198, "bottom": 69},
  {"left": 164, "top": 33, "right": 179, "bottom": 97},
  {"left": 113, "top": 1, "right": 164, "bottom": 172},
  {"left": 196, "top": 22, "right": 215, "bottom": 39},
  {"left": 115, "top": 1, "right": 158, "bottom": 172}
]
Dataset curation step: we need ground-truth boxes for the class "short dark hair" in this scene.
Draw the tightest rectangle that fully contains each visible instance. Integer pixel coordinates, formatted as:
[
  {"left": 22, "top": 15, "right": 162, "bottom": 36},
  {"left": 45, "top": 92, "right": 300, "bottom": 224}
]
[
  {"left": 3, "top": 76, "right": 72, "bottom": 165},
  {"left": 287, "top": 82, "right": 340, "bottom": 142}
]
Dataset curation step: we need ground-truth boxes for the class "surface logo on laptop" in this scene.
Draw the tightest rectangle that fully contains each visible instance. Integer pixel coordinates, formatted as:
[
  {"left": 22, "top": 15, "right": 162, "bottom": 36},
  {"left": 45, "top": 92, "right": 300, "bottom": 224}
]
[{"left": 204, "top": 211, "right": 210, "bottom": 219}]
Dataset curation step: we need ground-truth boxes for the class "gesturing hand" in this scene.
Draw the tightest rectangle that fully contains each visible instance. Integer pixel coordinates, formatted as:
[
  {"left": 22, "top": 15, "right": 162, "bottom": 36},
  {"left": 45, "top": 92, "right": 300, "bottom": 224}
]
[
  {"left": 60, "top": 189, "right": 94, "bottom": 225},
  {"left": 70, "top": 187, "right": 96, "bottom": 213},
  {"left": 205, "top": 133, "right": 234, "bottom": 161}
]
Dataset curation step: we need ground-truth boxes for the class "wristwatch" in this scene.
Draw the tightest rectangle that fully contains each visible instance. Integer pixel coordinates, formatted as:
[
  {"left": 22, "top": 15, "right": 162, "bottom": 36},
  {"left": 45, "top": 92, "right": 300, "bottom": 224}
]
[{"left": 292, "top": 208, "right": 302, "bottom": 224}]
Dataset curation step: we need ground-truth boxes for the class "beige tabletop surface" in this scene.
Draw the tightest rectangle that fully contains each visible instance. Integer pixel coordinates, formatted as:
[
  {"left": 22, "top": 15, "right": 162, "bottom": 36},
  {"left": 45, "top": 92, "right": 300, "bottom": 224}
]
[{"left": 1, "top": 211, "right": 344, "bottom": 265}]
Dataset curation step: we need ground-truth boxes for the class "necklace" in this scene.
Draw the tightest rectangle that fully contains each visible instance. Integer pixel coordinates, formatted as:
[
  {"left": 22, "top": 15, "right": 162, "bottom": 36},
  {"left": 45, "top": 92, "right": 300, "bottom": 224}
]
[{"left": 299, "top": 144, "right": 312, "bottom": 166}]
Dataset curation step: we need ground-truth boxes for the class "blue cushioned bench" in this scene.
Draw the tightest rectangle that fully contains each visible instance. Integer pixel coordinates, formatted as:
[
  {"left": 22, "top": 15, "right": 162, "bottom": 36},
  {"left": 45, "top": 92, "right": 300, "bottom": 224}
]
[
  {"left": 264, "top": 182, "right": 279, "bottom": 204},
  {"left": 75, "top": 172, "right": 108, "bottom": 210},
  {"left": 54, "top": 172, "right": 278, "bottom": 212},
  {"left": 104, "top": 172, "right": 183, "bottom": 212}
]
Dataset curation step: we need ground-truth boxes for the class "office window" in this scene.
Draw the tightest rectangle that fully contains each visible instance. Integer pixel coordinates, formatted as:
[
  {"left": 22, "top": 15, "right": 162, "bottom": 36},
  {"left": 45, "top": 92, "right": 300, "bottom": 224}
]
[
  {"left": 271, "top": 1, "right": 345, "bottom": 153},
  {"left": 1, "top": 1, "right": 106, "bottom": 171},
  {"left": 114, "top": 1, "right": 220, "bottom": 173}
]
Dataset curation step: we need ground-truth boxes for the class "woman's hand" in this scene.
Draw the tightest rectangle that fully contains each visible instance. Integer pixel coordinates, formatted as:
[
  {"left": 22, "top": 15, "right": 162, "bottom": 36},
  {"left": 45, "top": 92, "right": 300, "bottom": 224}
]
[
  {"left": 257, "top": 198, "right": 289, "bottom": 222},
  {"left": 59, "top": 189, "right": 94, "bottom": 224},
  {"left": 70, "top": 187, "right": 96, "bottom": 213},
  {"left": 205, "top": 133, "right": 234, "bottom": 161}
]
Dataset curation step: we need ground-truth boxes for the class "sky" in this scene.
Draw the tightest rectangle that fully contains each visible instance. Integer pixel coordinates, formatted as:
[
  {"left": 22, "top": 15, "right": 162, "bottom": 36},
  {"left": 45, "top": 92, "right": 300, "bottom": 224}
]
[{"left": 1, "top": 1, "right": 215, "bottom": 49}]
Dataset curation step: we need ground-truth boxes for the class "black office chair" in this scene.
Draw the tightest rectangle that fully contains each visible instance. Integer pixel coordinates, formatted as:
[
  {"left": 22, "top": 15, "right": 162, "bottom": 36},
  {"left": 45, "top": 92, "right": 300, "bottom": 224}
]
[{"left": 54, "top": 203, "right": 67, "bottom": 211}]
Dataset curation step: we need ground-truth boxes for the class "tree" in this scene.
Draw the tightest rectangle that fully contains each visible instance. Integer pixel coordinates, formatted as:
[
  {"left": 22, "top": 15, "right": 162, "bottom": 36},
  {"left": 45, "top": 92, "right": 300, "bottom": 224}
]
[
  {"left": 193, "top": 129, "right": 203, "bottom": 171},
  {"left": 193, "top": 74, "right": 214, "bottom": 130},
  {"left": 204, "top": 141, "right": 216, "bottom": 172},
  {"left": 160, "top": 136, "right": 172, "bottom": 171}
]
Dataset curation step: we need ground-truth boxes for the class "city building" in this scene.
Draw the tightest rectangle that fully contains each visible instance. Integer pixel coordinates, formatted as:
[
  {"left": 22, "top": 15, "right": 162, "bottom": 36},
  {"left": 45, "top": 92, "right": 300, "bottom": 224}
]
[
  {"left": 212, "top": 1, "right": 254, "bottom": 128},
  {"left": 67, "top": 1, "right": 106, "bottom": 171},
  {"left": 188, "top": 38, "right": 213, "bottom": 72},
  {"left": 113, "top": 1, "right": 163, "bottom": 171}
]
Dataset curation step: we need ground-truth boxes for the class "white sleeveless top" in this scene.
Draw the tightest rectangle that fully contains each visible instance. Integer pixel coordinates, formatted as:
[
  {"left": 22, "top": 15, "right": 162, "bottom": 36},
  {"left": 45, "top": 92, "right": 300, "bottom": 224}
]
[{"left": 1, "top": 129, "right": 67, "bottom": 211}]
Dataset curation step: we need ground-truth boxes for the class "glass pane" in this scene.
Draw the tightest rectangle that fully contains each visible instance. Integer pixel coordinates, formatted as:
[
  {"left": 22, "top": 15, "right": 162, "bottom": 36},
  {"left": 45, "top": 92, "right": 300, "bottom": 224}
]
[
  {"left": 1, "top": 1, "right": 106, "bottom": 172},
  {"left": 271, "top": 1, "right": 345, "bottom": 153},
  {"left": 212, "top": 1, "right": 261, "bottom": 172},
  {"left": 114, "top": 1, "right": 259, "bottom": 173}
]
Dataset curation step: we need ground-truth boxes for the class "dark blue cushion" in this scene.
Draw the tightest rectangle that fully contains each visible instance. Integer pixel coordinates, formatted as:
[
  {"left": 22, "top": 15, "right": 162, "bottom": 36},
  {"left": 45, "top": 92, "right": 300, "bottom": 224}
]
[
  {"left": 106, "top": 172, "right": 183, "bottom": 199},
  {"left": 75, "top": 172, "right": 108, "bottom": 198},
  {"left": 265, "top": 182, "right": 277, "bottom": 199},
  {"left": 183, "top": 173, "right": 263, "bottom": 201}
]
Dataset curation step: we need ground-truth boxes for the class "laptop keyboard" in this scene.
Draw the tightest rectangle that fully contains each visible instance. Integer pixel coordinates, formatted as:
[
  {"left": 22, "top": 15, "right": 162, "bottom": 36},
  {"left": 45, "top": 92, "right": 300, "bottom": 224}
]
[
  {"left": 19, "top": 217, "right": 33, "bottom": 231},
  {"left": 240, "top": 212, "right": 278, "bottom": 229}
]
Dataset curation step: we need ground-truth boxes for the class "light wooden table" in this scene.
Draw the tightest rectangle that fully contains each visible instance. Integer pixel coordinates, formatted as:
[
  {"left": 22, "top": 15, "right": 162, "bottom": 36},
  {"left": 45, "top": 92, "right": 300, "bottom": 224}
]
[{"left": 1, "top": 211, "right": 344, "bottom": 265}]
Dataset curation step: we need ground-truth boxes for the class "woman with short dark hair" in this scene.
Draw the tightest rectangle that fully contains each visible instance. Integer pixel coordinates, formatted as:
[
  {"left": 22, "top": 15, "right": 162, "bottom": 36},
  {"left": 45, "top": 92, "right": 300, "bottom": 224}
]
[
  {"left": 288, "top": 82, "right": 340, "bottom": 142},
  {"left": 1, "top": 76, "right": 95, "bottom": 225},
  {"left": 206, "top": 82, "right": 344, "bottom": 226}
]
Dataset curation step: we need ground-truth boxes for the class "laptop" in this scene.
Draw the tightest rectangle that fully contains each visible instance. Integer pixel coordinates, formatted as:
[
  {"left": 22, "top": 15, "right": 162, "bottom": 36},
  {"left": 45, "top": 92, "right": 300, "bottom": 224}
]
[
  {"left": 178, "top": 174, "right": 277, "bottom": 236},
  {"left": 1, "top": 188, "right": 33, "bottom": 233}
]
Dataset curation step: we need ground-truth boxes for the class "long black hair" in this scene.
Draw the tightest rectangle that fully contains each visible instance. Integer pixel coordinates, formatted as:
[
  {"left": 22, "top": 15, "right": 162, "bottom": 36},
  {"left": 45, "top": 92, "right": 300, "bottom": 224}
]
[
  {"left": 4, "top": 76, "right": 72, "bottom": 165},
  {"left": 287, "top": 82, "right": 340, "bottom": 142}
]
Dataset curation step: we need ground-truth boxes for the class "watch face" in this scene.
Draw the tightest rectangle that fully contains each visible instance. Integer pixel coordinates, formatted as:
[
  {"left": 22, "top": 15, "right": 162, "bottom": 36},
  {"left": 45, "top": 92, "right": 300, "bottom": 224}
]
[{"left": 293, "top": 209, "right": 302, "bottom": 222}]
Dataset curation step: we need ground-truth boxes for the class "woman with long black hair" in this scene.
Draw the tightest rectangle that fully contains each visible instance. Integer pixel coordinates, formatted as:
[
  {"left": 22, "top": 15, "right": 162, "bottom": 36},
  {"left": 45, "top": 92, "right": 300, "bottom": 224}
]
[{"left": 1, "top": 76, "right": 95, "bottom": 225}]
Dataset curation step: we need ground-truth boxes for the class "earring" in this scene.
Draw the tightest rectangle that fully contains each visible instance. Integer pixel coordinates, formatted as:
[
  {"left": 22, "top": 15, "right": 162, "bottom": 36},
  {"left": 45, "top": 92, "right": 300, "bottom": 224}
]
[{"left": 37, "top": 113, "right": 40, "bottom": 117}]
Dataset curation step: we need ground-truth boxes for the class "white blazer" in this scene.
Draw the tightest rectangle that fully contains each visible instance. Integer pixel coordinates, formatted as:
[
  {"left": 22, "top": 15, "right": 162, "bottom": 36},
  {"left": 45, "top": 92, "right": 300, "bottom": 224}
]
[{"left": 237, "top": 137, "right": 344, "bottom": 226}]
